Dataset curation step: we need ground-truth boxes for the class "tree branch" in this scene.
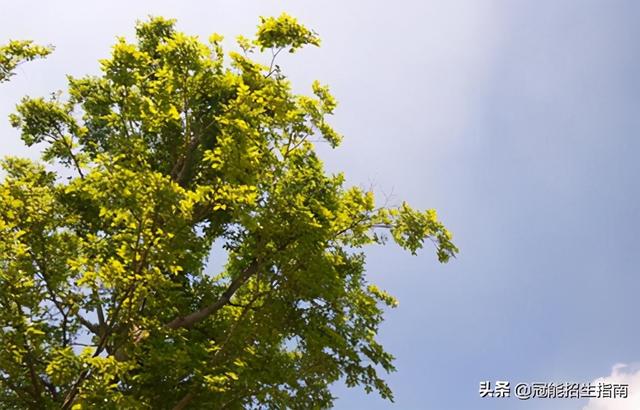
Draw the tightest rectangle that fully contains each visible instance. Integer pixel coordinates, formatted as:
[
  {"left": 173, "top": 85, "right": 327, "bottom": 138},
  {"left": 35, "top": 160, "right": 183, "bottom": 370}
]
[
  {"left": 172, "top": 391, "right": 194, "bottom": 410},
  {"left": 166, "top": 260, "right": 258, "bottom": 330},
  {"left": 264, "top": 47, "right": 284, "bottom": 79},
  {"left": 51, "top": 124, "right": 84, "bottom": 179}
]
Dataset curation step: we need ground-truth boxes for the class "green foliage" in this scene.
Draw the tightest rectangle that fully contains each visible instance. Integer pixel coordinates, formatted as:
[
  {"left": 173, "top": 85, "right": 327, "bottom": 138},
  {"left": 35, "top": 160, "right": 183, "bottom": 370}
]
[
  {"left": 0, "top": 40, "right": 53, "bottom": 83},
  {"left": 255, "top": 13, "right": 320, "bottom": 52},
  {"left": 1, "top": 14, "right": 457, "bottom": 409}
]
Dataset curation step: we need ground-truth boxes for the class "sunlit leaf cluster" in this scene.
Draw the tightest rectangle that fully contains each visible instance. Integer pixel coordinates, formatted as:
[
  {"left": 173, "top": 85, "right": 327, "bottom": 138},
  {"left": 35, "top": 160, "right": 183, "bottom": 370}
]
[{"left": 0, "top": 40, "right": 52, "bottom": 83}]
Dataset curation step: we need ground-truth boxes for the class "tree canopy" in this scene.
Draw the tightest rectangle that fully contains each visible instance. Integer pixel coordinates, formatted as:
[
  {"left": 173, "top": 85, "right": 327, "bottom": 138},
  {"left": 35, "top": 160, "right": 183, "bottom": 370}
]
[{"left": 0, "top": 14, "right": 457, "bottom": 409}]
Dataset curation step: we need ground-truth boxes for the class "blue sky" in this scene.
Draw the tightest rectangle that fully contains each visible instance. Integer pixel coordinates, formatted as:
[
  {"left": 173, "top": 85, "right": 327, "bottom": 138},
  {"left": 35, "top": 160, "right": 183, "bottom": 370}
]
[{"left": 2, "top": 1, "right": 639, "bottom": 409}]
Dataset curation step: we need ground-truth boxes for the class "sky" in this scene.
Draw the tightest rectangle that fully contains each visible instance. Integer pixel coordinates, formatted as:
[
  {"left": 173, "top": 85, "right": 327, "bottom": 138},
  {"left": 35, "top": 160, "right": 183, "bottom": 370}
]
[{"left": 2, "top": 1, "right": 640, "bottom": 409}]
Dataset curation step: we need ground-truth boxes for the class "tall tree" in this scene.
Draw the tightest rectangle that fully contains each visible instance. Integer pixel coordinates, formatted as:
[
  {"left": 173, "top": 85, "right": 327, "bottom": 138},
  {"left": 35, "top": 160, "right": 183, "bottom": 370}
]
[{"left": 1, "top": 15, "right": 457, "bottom": 409}]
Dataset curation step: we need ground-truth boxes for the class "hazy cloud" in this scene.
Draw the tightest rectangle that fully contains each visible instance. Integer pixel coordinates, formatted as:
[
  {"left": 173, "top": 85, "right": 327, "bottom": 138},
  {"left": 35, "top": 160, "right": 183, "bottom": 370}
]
[{"left": 583, "top": 364, "right": 640, "bottom": 410}]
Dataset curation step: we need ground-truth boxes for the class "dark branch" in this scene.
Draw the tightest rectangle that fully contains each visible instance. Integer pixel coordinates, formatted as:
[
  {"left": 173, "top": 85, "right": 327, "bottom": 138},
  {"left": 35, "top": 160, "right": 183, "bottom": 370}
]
[{"left": 166, "top": 260, "right": 258, "bottom": 330}]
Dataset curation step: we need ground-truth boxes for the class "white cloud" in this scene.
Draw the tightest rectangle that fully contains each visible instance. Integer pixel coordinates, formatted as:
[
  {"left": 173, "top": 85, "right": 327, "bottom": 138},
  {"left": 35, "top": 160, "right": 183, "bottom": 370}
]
[{"left": 583, "top": 364, "right": 640, "bottom": 410}]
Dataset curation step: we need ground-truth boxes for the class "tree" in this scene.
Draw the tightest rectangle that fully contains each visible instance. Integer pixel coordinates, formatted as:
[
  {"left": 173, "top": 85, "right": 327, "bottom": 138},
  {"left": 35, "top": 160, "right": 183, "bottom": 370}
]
[{"left": 1, "top": 14, "right": 457, "bottom": 409}]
